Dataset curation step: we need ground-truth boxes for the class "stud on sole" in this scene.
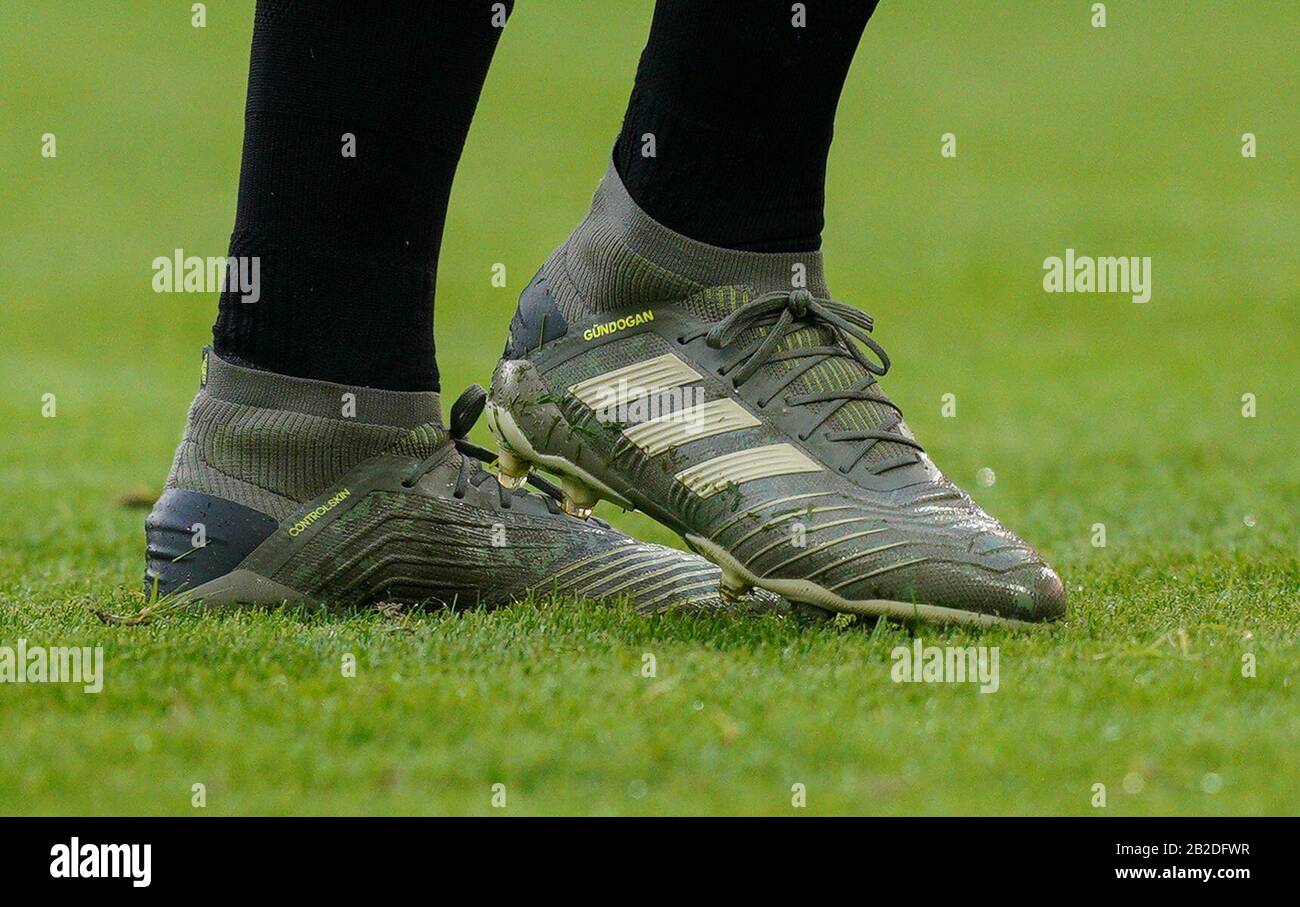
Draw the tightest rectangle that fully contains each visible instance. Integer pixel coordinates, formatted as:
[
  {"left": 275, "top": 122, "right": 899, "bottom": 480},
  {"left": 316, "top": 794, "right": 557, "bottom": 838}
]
[
  {"left": 485, "top": 398, "right": 638, "bottom": 512},
  {"left": 560, "top": 475, "right": 600, "bottom": 520},
  {"left": 496, "top": 445, "right": 532, "bottom": 489}
]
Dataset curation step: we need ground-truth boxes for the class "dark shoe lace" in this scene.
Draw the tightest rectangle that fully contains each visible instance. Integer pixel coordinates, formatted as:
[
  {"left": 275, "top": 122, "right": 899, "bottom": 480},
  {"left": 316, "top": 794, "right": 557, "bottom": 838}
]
[
  {"left": 399, "top": 384, "right": 577, "bottom": 516},
  {"left": 682, "top": 288, "right": 923, "bottom": 475}
]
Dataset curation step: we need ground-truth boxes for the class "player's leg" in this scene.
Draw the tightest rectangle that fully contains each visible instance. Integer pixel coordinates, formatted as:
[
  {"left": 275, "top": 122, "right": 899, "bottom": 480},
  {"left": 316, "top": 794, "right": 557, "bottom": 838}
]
[
  {"left": 488, "top": 0, "right": 1065, "bottom": 625},
  {"left": 612, "top": 0, "right": 876, "bottom": 253},
  {"left": 212, "top": 0, "right": 503, "bottom": 391},
  {"left": 147, "top": 1, "right": 782, "bottom": 614}
]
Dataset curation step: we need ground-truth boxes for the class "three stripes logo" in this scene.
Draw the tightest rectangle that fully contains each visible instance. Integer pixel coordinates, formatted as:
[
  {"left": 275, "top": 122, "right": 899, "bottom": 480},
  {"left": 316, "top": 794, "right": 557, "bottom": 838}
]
[{"left": 568, "top": 353, "right": 817, "bottom": 497}]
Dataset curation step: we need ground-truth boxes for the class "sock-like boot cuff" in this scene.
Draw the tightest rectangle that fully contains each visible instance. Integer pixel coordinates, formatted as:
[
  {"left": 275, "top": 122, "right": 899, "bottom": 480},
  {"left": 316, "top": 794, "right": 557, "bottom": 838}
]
[
  {"left": 585, "top": 158, "right": 830, "bottom": 297},
  {"left": 202, "top": 348, "right": 441, "bottom": 430}
]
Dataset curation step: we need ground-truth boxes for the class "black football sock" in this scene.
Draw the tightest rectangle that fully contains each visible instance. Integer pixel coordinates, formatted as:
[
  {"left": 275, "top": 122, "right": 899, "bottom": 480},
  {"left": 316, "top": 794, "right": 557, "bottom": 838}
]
[
  {"left": 612, "top": 0, "right": 878, "bottom": 253},
  {"left": 212, "top": 0, "right": 511, "bottom": 391}
]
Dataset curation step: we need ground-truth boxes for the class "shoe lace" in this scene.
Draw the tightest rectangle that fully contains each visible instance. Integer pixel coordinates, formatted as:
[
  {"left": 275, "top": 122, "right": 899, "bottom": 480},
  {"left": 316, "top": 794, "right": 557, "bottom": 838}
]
[
  {"left": 400, "top": 384, "right": 572, "bottom": 515},
  {"left": 682, "top": 288, "right": 924, "bottom": 475}
]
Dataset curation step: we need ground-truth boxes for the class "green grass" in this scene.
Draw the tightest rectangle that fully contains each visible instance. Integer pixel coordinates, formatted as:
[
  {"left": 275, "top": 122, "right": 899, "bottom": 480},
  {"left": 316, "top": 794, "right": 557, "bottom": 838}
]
[{"left": 0, "top": 1, "right": 1296, "bottom": 815}]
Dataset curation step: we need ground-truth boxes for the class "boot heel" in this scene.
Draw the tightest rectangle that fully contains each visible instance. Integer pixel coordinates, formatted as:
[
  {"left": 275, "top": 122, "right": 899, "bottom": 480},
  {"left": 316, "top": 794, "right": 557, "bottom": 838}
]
[{"left": 144, "top": 489, "right": 278, "bottom": 596}]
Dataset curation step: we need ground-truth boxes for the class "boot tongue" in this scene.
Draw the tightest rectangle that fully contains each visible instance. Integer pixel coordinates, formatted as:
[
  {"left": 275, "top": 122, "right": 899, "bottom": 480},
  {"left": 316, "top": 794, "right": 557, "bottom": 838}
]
[
  {"left": 388, "top": 422, "right": 451, "bottom": 460},
  {"left": 388, "top": 384, "right": 489, "bottom": 461},
  {"left": 681, "top": 285, "right": 916, "bottom": 471}
]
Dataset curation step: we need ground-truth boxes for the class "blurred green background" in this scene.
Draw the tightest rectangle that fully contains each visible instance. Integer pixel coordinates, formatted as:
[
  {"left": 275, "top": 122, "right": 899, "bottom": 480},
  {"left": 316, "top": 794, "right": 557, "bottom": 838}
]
[{"left": 0, "top": 1, "right": 1295, "bottom": 815}]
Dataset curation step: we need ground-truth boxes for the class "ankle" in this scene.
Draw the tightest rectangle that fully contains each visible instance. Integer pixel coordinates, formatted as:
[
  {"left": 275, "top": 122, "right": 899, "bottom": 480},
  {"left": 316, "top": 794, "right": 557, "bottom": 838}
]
[
  {"left": 541, "top": 160, "right": 830, "bottom": 322},
  {"left": 164, "top": 350, "right": 443, "bottom": 519}
]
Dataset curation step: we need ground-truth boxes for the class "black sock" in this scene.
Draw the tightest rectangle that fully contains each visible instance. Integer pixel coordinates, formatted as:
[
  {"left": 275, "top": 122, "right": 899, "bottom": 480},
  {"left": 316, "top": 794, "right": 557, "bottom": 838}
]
[
  {"left": 212, "top": 1, "right": 510, "bottom": 391},
  {"left": 613, "top": 0, "right": 878, "bottom": 253}
]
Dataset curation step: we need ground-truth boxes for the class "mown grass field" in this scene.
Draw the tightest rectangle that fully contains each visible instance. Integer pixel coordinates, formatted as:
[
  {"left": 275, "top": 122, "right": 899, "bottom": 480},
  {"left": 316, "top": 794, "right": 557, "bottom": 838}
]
[{"left": 0, "top": 1, "right": 1295, "bottom": 815}]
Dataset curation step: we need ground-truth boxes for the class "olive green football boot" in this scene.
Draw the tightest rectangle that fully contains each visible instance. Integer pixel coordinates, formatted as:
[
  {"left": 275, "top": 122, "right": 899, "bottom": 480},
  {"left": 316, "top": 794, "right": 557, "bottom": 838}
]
[
  {"left": 144, "top": 349, "right": 791, "bottom": 614},
  {"left": 485, "top": 164, "right": 1065, "bottom": 627}
]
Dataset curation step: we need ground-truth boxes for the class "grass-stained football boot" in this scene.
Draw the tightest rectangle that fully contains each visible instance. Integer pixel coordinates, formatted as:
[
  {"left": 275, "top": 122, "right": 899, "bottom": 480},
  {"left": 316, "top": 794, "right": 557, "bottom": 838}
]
[
  {"left": 144, "top": 349, "right": 788, "bottom": 614},
  {"left": 486, "top": 164, "right": 1065, "bottom": 627}
]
